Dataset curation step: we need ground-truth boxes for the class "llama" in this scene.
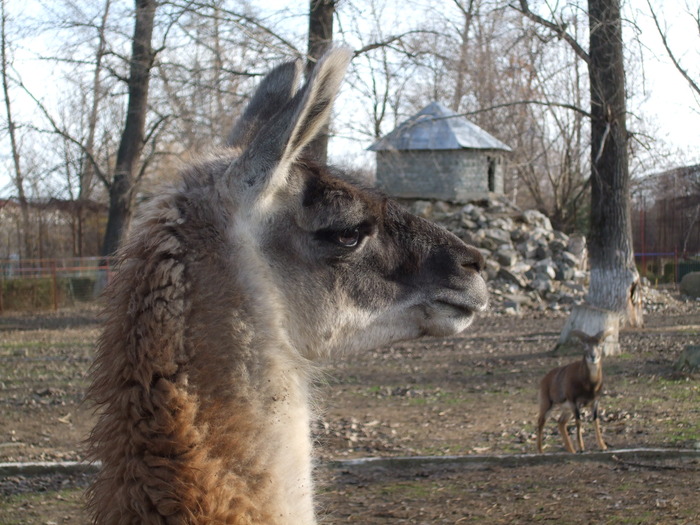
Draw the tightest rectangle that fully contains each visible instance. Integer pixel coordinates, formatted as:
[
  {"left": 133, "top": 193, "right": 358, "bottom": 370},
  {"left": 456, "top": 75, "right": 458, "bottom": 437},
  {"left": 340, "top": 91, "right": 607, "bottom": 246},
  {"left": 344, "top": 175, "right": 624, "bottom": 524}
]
[
  {"left": 536, "top": 330, "right": 611, "bottom": 454},
  {"left": 86, "top": 48, "right": 488, "bottom": 524}
]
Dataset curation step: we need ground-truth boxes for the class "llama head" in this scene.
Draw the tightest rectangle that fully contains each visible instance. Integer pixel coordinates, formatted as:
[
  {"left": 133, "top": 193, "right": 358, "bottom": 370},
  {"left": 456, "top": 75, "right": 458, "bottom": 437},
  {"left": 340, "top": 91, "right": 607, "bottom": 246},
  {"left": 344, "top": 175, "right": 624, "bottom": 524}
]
[{"left": 191, "top": 48, "right": 488, "bottom": 358}]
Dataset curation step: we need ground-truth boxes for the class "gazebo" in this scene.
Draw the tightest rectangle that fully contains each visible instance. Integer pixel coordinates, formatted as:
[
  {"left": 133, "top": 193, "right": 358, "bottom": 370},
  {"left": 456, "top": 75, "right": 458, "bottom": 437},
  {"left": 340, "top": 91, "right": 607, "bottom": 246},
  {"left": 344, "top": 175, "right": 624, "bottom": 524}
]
[{"left": 369, "top": 102, "right": 511, "bottom": 202}]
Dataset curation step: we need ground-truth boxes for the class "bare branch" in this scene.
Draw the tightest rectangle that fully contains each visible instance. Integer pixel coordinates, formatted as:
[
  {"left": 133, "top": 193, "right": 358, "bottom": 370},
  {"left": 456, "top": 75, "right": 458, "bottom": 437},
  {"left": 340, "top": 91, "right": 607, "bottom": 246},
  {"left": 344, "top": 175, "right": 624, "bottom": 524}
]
[
  {"left": 457, "top": 99, "right": 591, "bottom": 118},
  {"left": 353, "top": 30, "right": 439, "bottom": 57},
  {"left": 16, "top": 78, "right": 110, "bottom": 189},
  {"left": 511, "top": 0, "right": 590, "bottom": 64},
  {"left": 169, "top": 0, "right": 301, "bottom": 57},
  {"left": 646, "top": 0, "right": 700, "bottom": 97}
]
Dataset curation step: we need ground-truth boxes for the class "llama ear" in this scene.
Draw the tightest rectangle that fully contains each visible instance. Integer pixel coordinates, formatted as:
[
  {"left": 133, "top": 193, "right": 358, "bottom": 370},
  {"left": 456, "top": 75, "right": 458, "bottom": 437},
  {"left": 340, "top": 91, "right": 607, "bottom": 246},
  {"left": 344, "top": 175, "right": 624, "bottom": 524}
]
[
  {"left": 226, "top": 47, "right": 352, "bottom": 199},
  {"left": 226, "top": 59, "right": 303, "bottom": 149}
]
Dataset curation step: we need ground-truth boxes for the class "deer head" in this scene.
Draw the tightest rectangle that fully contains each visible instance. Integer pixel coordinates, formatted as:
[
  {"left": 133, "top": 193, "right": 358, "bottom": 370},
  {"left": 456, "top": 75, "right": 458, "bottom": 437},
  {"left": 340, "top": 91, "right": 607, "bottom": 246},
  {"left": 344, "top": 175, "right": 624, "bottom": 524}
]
[{"left": 571, "top": 329, "right": 613, "bottom": 364}]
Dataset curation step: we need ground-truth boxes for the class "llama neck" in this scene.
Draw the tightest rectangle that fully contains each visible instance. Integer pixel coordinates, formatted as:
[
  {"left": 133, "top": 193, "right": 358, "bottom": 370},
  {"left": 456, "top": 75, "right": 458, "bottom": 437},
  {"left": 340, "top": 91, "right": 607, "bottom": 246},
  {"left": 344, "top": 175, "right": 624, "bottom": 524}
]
[
  {"left": 186, "top": 328, "right": 316, "bottom": 523},
  {"left": 188, "top": 228, "right": 318, "bottom": 523}
]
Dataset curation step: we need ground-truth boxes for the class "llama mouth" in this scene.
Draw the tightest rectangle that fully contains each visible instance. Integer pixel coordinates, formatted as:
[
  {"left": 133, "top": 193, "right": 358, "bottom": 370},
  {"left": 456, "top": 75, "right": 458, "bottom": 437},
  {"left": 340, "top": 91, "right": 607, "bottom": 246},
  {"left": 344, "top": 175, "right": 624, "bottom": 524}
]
[
  {"left": 419, "top": 300, "right": 479, "bottom": 337},
  {"left": 433, "top": 300, "right": 476, "bottom": 319}
]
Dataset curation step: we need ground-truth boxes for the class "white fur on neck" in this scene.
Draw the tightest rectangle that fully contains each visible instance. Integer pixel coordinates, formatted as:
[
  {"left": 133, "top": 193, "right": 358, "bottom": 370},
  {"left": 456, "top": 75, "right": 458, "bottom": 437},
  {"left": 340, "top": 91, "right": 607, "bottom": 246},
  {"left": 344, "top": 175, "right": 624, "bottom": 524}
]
[{"left": 228, "top": 216, "right": 317, "bottom": 523}]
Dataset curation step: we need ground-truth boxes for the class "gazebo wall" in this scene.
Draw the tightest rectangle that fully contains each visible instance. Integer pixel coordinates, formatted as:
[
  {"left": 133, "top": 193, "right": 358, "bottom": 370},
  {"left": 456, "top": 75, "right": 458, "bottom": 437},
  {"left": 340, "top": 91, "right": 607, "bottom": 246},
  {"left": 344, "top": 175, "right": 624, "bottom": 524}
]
[{"left": 375, "top": 150, "right": 504, "bottom": 202}]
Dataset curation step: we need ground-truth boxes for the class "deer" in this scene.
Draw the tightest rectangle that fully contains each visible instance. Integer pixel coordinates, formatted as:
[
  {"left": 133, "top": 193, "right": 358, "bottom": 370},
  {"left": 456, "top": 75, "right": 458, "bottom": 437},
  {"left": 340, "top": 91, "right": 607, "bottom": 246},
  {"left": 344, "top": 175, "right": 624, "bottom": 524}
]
[
  {"left": 85, "top": 48, "right": 489, "bottom": 524},
  {"left": 536, "top": 329, "right": 612, "bottom": 454}
]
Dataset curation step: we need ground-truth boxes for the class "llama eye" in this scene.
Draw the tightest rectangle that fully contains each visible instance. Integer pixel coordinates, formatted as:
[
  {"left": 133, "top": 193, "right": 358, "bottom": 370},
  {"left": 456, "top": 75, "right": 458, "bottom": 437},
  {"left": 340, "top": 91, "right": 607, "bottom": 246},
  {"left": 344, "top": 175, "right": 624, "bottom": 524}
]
[{"left": 333, "top": 227, "right": 360, "bottom": 247}]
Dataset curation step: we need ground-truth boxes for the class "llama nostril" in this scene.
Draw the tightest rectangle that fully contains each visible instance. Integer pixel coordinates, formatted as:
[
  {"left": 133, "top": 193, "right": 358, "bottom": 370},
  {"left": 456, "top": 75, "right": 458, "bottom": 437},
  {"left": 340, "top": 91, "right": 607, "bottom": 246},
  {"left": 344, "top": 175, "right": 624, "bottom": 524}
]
[{"left": 462, "top": 246, "right": 485, "bottom": 273}]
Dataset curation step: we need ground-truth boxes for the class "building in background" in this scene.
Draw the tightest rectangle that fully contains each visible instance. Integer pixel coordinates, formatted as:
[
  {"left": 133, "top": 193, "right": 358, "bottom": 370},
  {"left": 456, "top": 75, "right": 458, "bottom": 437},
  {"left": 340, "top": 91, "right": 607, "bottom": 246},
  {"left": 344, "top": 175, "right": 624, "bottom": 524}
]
[{"left": 369, "top": 102, "right": 512, "bottom": 203}]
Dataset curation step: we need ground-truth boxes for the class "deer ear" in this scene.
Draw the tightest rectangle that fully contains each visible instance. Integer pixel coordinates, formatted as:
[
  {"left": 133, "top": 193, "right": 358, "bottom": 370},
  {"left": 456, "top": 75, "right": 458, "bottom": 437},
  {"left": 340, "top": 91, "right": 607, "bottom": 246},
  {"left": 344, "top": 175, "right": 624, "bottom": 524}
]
[
  {"left": 226, "top": 59, "right": 303, "bottom": 149},
  {"left": 225, "top": 47, "right": 352, "bottom": 199}
]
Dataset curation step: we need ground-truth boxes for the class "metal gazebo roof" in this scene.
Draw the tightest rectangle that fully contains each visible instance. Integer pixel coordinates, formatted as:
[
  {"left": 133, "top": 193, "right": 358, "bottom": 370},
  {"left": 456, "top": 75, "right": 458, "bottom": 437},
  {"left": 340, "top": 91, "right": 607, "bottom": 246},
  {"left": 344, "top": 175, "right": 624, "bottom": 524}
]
[{"left": 368, "top": 102, "right": 512, "bottom": 152}]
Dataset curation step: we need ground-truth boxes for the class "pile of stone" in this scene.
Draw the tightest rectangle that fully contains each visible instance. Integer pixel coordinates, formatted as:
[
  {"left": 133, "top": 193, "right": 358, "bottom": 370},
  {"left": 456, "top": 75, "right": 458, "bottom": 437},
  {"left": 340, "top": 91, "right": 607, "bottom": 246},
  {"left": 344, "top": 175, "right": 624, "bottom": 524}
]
[{"left": 404, "top": 197, "right": 589, "bottom": 315}]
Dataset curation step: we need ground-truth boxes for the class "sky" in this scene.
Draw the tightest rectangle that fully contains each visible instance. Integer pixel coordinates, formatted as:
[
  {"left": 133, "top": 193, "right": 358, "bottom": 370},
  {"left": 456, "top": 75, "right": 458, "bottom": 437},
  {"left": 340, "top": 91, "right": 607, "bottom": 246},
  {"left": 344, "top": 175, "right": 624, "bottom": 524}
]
[
  {"left": 1, "top": 1, "right": 699, "bottom": 198},
  {"left": 630, "top": 2, "right": 700, "bottom": 165}
]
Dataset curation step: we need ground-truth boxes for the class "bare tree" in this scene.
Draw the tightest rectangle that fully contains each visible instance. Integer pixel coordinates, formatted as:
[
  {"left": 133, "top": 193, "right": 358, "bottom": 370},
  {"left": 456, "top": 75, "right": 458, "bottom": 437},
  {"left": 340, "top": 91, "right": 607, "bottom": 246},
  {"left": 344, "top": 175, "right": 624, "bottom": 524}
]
[
  {"left": 516, "top": 0, "right": 642, "bottom": 348},
  {"left": 450, "top": 0, "right": 478, "bottom": 112},
  {"left": 154, "top": 1, "right": 280, "bottom": 154},
  {"left": 101, "top": 0, "right": 157, "bottom": 257},
  {"left": 338, "top": 0, "right": 418, "bottom": 143},
  {"left": 1, "top": 0, "right": 31, "bottom": 258},
  {"left": 304, "top": 0, "right": 336, "bottom": 163}
]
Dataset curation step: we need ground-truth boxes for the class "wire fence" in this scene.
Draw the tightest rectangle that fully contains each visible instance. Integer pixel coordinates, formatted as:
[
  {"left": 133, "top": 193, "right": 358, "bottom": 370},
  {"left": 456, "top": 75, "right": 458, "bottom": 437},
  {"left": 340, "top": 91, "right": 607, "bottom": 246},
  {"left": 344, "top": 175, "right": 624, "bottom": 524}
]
[{"left": 0, "top": 257, "right": 114, "bottom": 313}]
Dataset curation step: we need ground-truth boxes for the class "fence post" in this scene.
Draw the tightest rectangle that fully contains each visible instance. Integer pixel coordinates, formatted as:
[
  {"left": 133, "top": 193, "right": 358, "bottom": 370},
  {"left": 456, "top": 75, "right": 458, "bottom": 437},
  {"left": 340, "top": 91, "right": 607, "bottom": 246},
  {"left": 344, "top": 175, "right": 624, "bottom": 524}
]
[
  {"left": 51, "top": 260, "right": 58, "bottom": 311},
  {"left": 674, "top": 249, "right": 678, "bottom": 284}
]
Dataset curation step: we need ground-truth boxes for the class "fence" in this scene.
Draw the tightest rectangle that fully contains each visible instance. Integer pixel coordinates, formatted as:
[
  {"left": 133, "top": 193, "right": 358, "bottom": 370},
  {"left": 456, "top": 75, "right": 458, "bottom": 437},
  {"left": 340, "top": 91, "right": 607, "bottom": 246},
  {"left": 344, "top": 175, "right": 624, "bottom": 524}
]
[
  {"left": 2, "top": 254, "right": 698, "bottom": 313},
  {"left": 0, "top": 257, "right": 114, "bottom": 313},
  {"left": 634, "top": 252, "right": 700, "bottom": 285}
]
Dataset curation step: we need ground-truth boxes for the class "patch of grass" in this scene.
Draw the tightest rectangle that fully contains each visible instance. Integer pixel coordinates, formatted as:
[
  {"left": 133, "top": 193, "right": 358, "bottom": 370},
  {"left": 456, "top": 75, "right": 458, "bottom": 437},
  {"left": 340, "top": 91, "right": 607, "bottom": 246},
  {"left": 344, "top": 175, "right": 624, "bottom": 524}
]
[
  {"left": 0, "top": 341, "right": 94, "bottom": 350},
  {"left": 378, "top": 480, "right": 457, "bottom": 499},
  {"left": 0, "top": 488, "right": 87, "bottom": 524},
  {"left": 666, "top": 419, "right": 700, "bottom": 444},
  {"left": 605, "top": 512, "right": 656, "bottom": 524}
]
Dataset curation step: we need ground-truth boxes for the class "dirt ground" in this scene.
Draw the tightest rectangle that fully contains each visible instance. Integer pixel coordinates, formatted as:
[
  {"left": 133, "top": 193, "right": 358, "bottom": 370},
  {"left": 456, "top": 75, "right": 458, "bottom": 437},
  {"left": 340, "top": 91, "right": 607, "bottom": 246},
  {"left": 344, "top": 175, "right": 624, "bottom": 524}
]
[{"left": 0, "top": 295, "right": 698, "bottom": 524}]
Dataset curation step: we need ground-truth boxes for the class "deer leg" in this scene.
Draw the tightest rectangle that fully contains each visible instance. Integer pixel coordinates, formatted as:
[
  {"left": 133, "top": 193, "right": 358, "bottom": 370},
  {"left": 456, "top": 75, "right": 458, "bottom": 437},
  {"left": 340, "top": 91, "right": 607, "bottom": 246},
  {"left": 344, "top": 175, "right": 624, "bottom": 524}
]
[
  {"left": 536, "top": 398, "right": 552, "bottom": 453},
  {"left": 574, "top": 405, "right": 584, "bottom": 452},
  {"left": 557, "top": 409, "right": 576, "bottom": 453},
  {"left": 593, "top": 399, "right": 607, "bottom": 450}
]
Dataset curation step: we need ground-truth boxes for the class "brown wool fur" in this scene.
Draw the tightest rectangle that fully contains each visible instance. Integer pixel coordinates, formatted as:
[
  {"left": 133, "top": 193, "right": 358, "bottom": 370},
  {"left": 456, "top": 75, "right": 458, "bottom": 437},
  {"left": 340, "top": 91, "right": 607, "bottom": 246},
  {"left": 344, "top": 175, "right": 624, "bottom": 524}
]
[{"left": 87, "top": 189, "right": 271, "bottom": 524}]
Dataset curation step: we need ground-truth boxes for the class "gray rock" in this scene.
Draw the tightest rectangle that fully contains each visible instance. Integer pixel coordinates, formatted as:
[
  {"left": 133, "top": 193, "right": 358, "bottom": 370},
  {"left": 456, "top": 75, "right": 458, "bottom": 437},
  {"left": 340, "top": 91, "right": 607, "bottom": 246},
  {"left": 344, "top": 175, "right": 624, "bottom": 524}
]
[
  {"left": 557, "top": 251, "right": 580, "bottom": 267},
  {"left": 498, "top": 268, "right": 528, "bottom": 289},
  {"left": 483, "top": 228, "right": 512, "bottom": 246},
  {"left": 496, "top": 246, "right": 519, "bottom": 267},
  {"left": 401, "top": 198, "right": 597, "bottom": 315},
  {"left": 532, "top": 277, "right": 554, "bottom": 294},
  {"left": 461, "top": 203, "right": 479, "bottom": 216},
  {"left": 522, "top": 209, "right": 552, "bottom": 230},
  {"left": 674, "top": 345, "right": 700, "bottom": 372},
  {"left": 534, "top": 259, "right": 557, "bottom": 280},
  {"left": 680, "top": 272, "right": 700, "bottom": 298},
  {"left": 530, "top": 227, "right": 554, "bottom": 242},
  {"left": 516, "top": 240, "right": 538, "bottom": 259},
  {"left": 461, "top": 217, "right": 479, "bottom": 230},
  {"left": 503, "top": 293, "right": 533, "bottom": 308},
  {"left": 535, "top": 243, "right": 552, "bottom": 260},
  {"left": 411, "top": 200, "right": 433, "bottom": 218},
  {"left": 548, "top": 238, "right": 567, "bottom": 254},
  {"left": 484, "top": 259, "right": 500, "bottom": 280},
  {"left": 489, "top": 217, "right": 515, "bottom": 231},
  {"left": 510, "top": 261, "right": 532, "bottom": 275},
  {"left": 556, "top": 266, "right": 576, "bottom": 281},
  {"left": 552, "top": 230, "right": 569, "bottom": 243}
]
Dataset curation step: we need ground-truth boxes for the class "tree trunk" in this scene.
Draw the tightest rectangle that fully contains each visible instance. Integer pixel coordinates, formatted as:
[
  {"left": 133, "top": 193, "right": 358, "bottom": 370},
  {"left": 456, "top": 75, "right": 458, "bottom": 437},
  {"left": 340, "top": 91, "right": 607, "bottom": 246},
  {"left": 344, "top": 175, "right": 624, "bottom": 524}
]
[
  {"left": 101, "top": 0, "right": 156, "bottom": 256},
  {"left": 450, "top": 0, "right": 476, "bottom": 112},
  {"left": 585, "top": 0, "right": 643, "bottom": 327},
  {"left": 304, "top": 0, "right": 335, "bottom": 163},
  {"left": 1, "top": 0, "right": 32, "bottom": 259},
  {"left": 555, "top": 304, "right": 620, "bottom": 356}
]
